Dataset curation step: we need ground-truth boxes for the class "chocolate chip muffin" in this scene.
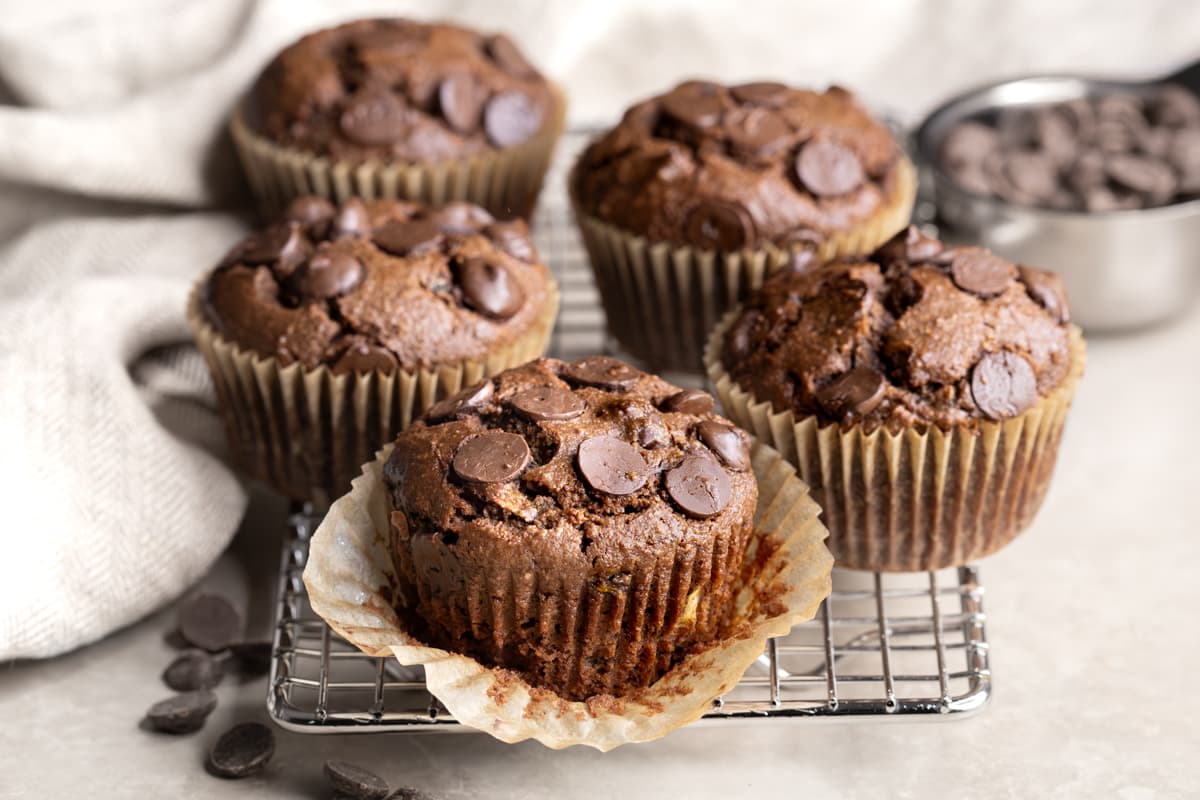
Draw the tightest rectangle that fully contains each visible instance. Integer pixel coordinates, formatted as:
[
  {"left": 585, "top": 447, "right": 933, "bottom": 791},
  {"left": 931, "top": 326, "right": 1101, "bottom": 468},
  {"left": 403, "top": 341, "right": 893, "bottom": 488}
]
[
  {"left": 570, "top": 80, "right": 916, "bottom": 372},
  {"left": 188, "top": 196, "right": 558, "bottom": 502},
  {"left": 705, "top": 226, "right": 1086, "bottom": 571},
  {"left": 382, "top": 357, "right": 757, "bottom": 700},
  {"left": 231, "top": 19, "right": 565, "bottom": 219}
]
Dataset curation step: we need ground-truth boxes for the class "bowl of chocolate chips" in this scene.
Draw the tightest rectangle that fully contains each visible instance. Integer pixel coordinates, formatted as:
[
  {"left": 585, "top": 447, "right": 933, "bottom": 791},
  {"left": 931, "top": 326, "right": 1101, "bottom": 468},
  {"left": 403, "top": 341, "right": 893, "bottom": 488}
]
[{"left": 916, "top": 68, "right": 1200, "bottom": 331}]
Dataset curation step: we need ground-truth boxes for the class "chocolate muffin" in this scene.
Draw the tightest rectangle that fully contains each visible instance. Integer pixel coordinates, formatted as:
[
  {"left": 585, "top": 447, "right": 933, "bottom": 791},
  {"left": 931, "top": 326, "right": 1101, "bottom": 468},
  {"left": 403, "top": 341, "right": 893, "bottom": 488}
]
[
  {"left": 706, "top": 226, "right": 1086, "bottom": 570},
  {"left": 232, "top": 19, "right": 564, "bottom": 219},
  {"left": 570, "top": 80, "right": 916, "bottom": 371},
  {"left": 382, "top": 357, "right": 757, "bottom": 700},
  {"left": 189, "top": 196, "right": 558, "bottom": 502}
]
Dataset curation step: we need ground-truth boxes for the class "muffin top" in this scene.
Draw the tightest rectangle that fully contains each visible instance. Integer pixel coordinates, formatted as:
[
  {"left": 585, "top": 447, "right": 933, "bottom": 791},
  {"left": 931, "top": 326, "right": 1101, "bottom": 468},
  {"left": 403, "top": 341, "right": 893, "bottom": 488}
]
[
  {"left": 571, "top": 80, "right": 907, "bottom": 251},
  {"left": 383, "top": 357, "right": 758, "bottom": 571},
  {"left": 722, "top": 226, "right": 1074, "bottom": 432},
  {"left": 246, "top": 19, "right": 556, "bottom": 163},
  {"left": 203, "top": 196, "right": 553, "bottom": 373}
]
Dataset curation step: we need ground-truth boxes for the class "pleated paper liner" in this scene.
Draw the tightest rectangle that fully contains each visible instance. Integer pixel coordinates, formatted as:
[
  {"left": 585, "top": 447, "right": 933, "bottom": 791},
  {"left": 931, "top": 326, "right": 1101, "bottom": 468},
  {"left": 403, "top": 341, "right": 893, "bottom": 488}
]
[
  {"left": 705, "top": 311, "right": 1087, "bottom": 572},
  {"left": 186, "top": 282, "right": 558, "bottom": 505},
  {"left": 230, "top": 86, "right": 566, "bottom": 221},
  {"left": 302, "top": 441, "right": 833, "bottom": 751},
  {"left": 570, "top": 157, "right": 916, "bottom": 373}
]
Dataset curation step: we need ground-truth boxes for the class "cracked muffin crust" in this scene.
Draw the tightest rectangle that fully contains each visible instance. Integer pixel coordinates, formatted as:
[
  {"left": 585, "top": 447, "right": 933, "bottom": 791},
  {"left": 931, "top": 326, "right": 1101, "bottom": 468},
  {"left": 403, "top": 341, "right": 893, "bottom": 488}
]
[{"left": 382, "top": 357, "right": 758, "bottom": 700}]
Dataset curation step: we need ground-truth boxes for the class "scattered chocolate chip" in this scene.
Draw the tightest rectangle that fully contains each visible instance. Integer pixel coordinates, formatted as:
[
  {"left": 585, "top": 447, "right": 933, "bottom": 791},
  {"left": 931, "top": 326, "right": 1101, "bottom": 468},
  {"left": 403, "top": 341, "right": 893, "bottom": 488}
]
[
  {"left": 241, "top": 223, "right": 306, "bottom": 266},
  {"left": 637, "top": 421, "right": 670, "bottom": 449},
  {"left": 340, "top": 88, "right": 408, "bottom": 146},
  {"left": 427, "top": 381, "right": 495, "bottom": 422},
  {"left": 484, "top": 91, "right": 542, "bottom": 148},
  {"left": 453, "top": 431, "right": 530, "bottom": 483},
  {"left": 660, "top": 389, "right": 715, "bottom": 415},
  {"left": 577, "top": 436, "right": 649, "bottom": 496},
  {"left": 429, "top": 202, "right": 494, "bottom": 233},
  {"left": 144, "top": 690, "right": 217, "bottom": 734},
  {"left": 162, "top": 650, "right": 224, "bottom": 692},
  {"left": 970, "top": 352, "right": 1037, "bottom": 421},
  {"left": 723, "top": 107, "right": 790, "bottom": 158},
  {"left": 665, "top": 454, "right": 731, "bottom": 518},
  {"left": 685, "top": 199, "right": 754, "bottom": 250},
  {"left": 949, "top": 248, "right": 1015, "bottom": 297},
  {"left": 730, "top": 81, "right": 790, "bottom": 107},
  {"left": 563, "top": 356, "right": 641, "bottom": 391},
  {"left": 332, "top": 341, "right": 398, "bottom": 375},
  {"left": 510, "top": 386, "right": 586, "bottom": 421},
  {"left": 284, "top": 196, "right": 335, "bottom": 229},
  {"left": 288, "top": 247, "right": 364, "bottom": 300},
  {"left": 1018, "top": 265, "right": 1071, "bottom": 323},
  {"left": 437, "top": 74, "right": 485, "bottom": 133},
  {"left": 228, "top": 641, "right": 273, "bottom": 676},
  {"left": 333, "top": 198, "right": 371, "bottom": 238},
  {"left": 206, "top": 722, "right": 275, "bottom": 779},
  {"left": 814, "top": 367, "right": 888, "bottom": 418},
  {"left": 486, "top": 34, "right": 537, "bottom": 78},
  {"left": 178, "top": 594, "right": 241, "bottom": 653},
  {"left": 795, "top": 138, "right": 864, "bottom": 197},
  {"left": 485, "top": 220, "right": 535, "bottom": 263},
  {"left": 373, "top": 219, "right": 444, "bottom": 256},
  {"left": 696, "top": 421, "right": 751, "bottom": 471},
  {"left": 456, "top": 256, "right": 525, "bottom": 319},
  {"left": 325, "top": 760, "right": 390, "bottom": 800},
  {"left": 662, "top": 84, "right": 724, "bottom": 129}
]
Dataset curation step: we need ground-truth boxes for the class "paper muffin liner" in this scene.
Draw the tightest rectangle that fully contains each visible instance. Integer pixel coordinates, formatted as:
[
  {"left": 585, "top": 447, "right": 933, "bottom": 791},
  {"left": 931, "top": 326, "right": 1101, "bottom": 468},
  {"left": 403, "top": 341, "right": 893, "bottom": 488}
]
[
  {"left": 230, "top": 87, "right": 566, "bottom": 221},
  {"left": 303, "top": 441, "right": 833, "bottom": 750},
  {"left": 704, "top": 311, "right": 1086, "bottom": 571},
  {"left": 571, "top": 157, "right": 916, "bottom": 373},
  {"left": 185, "top": 281, "right": 558, "bottom": 505}
]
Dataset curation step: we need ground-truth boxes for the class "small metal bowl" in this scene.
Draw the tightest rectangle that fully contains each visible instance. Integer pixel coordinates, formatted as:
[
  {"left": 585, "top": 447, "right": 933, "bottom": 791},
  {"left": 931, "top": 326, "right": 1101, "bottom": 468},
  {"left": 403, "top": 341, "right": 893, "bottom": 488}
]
[{"left": 915, "top": 75, "right": 1200, "bottom": 332}]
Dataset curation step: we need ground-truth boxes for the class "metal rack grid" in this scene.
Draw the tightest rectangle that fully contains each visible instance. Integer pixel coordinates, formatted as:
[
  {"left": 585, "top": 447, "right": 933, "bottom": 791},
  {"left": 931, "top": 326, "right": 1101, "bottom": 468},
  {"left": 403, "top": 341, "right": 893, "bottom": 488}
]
[{"left": 267, "top": 130, "right": 991, "bottom": 733}]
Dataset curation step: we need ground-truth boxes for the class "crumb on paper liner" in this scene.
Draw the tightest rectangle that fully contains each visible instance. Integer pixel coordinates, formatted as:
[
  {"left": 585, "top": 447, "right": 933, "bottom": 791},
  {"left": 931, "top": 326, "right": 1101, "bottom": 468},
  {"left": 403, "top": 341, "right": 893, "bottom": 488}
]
[{"left": 302, "top": 442, "right": 833, "bottom": 751}]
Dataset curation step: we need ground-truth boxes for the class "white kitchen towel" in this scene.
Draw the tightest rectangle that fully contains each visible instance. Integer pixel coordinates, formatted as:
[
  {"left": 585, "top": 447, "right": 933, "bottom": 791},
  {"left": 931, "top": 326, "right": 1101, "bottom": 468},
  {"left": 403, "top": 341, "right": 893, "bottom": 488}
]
[{"left": 0, "top": 0, "right": 1197, "bottom": 659}]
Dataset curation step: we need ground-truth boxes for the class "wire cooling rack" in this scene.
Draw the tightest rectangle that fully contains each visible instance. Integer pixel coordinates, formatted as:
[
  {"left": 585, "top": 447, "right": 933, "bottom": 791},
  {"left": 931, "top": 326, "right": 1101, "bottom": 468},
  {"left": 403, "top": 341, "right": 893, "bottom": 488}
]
[{"left": 267, "top": 130, "right": 991, "bottom": 732}]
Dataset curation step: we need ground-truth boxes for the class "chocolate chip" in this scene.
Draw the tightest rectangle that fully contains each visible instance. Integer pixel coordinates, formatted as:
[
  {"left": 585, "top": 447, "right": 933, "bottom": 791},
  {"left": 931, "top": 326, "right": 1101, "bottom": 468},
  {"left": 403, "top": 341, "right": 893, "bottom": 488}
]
[
  {"left": 228, "top": 641, "right": 273, "bottom": 676},
  {"left": 334, "top": 198, "right": 372, "bottom": 238},
  {"left": 1018, "top": 265, "right": 1071, "bottom": 324},
  {"left": 723, "top": 107, "right": 790, "bottom": 158},
  {"left": 1004, "top": 151, "right": 1059, "bottom": 202},
  {"left": 970, "top": 352, "right": 1037, "bottom": 421},
  {"left": 814, "top": 367, "right": 887, "bottom": 418},
  {"left": 429, "top": 202, "right": 494, "bottom": 234},
  {"left": 1106, "top": 153, "right": 1178, "bottom": 202},
  {"left": 332, "top": 341, "right": 398, "bottom": 375},
  {"left": 485, "top": 220, "right": 536, "bottom": 263},
  {"left": 288, "top": 246, "right": 364, "bottom": 300},
  {"left": 563, "top": 356, "right": 641, "bottom": 391},
  {"left": 325, "top": 760, "right": 390, "bottom": 800},
  {"left": 178, "top": 594, "right": 240, "bottom": 653},
  {"left": 730, "top": 81, "right": 790, "bottom": 107},
  {"left": 795, "top": 138, "right": 864, "bottom": 196},
  {"left": 637, "top": 421, "right": 670, "bottom": 449},
  {"left": 510, "top": 386, "right": 586, "bottom": 421},
  {"left": 662, "top": 85, "right": 724, "bottom": 129},
  {"left": 696, "top": 420, "right": 751, "bottom": 471},
  {"left": 284, "top": 196, "right": 335, "bottom": 229},
  {"left": 373, "top": 219, "right": 443, "bottom": 256},
  {"left": 723, "top": 310, "right": 759, "bottom": 367},
  {"left": 1153, "top": 84, "right": 1200, "bottom": 127},
  {"left": 577, "top": 436, "right": 649, "bottom": 496},
  {"left": 438, "top": 74, "right": 485, "bottom": 133},
  {"left": 484, "top": 91, "right": 542, "bottom": 147},
  {"left": 453, "top": 431, "right": 530, "bottom": 483},
  {"left": 949, "top": 248, "right": 1015, "bottom": 297},
  {"left": 340, "top": 88, "right": 408, "bottom": 146},
  {"left": 456, "top": 256, "right": 525, "bottom": 319},
  {"left": 427, "top": 381, "right": 495, "bottom": 422},
  {"left": 685, "top": 200, "right": 754, "bottom": 250},
  {"left": 162, "top": 650, "right": 224, "bottom": 692},
  {"left": 144, "top": 690, "right": 217, "bottom": 734},
  {"left": 206, "top": 722, "right": 275, "bottom": 779},
  {"left": 241, "top": 222, "right": 306, "bottom": 265},
  {"left": 486, "top": 34, "right": 537, "bottom": 78},
  {"left": 660, "top": 389, "right": 715, "bottom": 415},
  {"left": 879, "top": 225, "right": 943, "bottom": 263},
  {"left": 665, "top": 454, "right": 731, "bottom": 518}
]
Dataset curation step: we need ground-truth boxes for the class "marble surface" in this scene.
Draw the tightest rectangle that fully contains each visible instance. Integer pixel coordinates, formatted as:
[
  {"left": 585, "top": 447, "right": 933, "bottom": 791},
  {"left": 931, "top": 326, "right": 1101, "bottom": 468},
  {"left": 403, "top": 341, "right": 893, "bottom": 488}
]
[{"left": 3, "top": 303, "right": 1200, "bottom": 799}]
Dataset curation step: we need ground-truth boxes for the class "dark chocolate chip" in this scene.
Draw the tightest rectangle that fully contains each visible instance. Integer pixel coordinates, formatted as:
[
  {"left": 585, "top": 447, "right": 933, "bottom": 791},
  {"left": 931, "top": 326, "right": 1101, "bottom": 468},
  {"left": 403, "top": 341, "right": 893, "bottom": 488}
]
[
  {"left": 1004, "top": 152, "right": 1059, "bottom": 202},
  {"left": 484, "top": 91, "right": 543, "bottom": 148},
  {"left": 723, "top": 107, "right": 790, "bottom": 158},
  {"left": 665, "top": 454, "right": 732, "bottom": 518},
  {"left": 685, "top": 200, "right": 754, "bottom": 250},
  {"left": 331, "top": 342, "right": 398, "bottom": 375},
  {"left": 949, "top": 248, "right": 1015, "bottom": 297},
  {"left": 325, "top": 760, "right": 390, "bottom": 800},
  {"left": 456, "top": 257, "right": 525, "bottom": 319},
  {"left": 144, "top": 690, "right": 217, "bottom": 734},
  {"left": 879, "top": 225, "right": 943, "bottom": 263},
  {"left": 453, "top": 432, "right": 530, "bottom": 483},
  {"left": 206, "top": 722, "right": 275, "bottom": 779},
  {"left": 288, "top": 247, "right": 364, "bottom": 300},
  {"left": 661, "top": 389, "right": 715, "bottom": 415},
  {"left": 723, "top": 310, "right": 759, "bottom": 367},
  {"left": 429, "top": 202, "right": 494, "bottom": 234},
  {"left": 563, "top": 356, "right": 641, "bottom": 391},
  {"left": 241, "top": 222, "right": 306, "bottom": 266},
  {"left": 228, "top": 641, "right": 273, "bottom": 676},
  {"left": 284, "top": 196, "right": 335, "bottom": 229},
  {"left": 486, "top": 34, "right": 537, "bottom": 78},
  {"left": 970, "top": 352, "right": 1037, "bottom": 421},
  {"left": 373, "top": 219, "right": 444, "bottom": 256},
  {"left": 340, "top": 88, "right": 408, "bottom": 146},
  {"left": 814, "top": 367, "right": 888, "bottom": 418},
  {"left": 637, "top": 421, "right": 670, "bottom": 449},
  {"left": 577, "top": 436, "right": 649, "bottom": 496},
  {"left": 662, "top": 85, "right": 724, "bottom": 129},
  {"left": 334, "top": 198, "right": 372, "bottom": 238},
  {"left": 1018, "top": 265, "right": 1071, "bottom": 324},
  {"left": 162, "top": 650, "right": 224, "bottom": 692},
  {"left": 485, "top": 220, "right": 536, "bottom": 263},
  {"left": 730, "top": 81, "right": 790, "bottom": 107},
  {"left": 438, "top": 74, "right": 485, "bottom": 134},
  {"left": 795, "top": 138, "right": 864, "bottom": 197},
  {"left": 1106, "top": 153, "right": 1178, "bottom": 201},
  {"left": 510, "top": 386, "right": 586, "bottom": 421},
  {"left": 939, "top": 121, "right": 998, "bottom": 169},
  {"left": 178, "top": 594, "right": 241, "bottom": 653},
  {"left": 1153, "top": 84, "right": 1200, "bottom": 127},
  {"left": 427, "top": 381, "right": 495, "bottom": 422},
  {"left": 696, "top": 420, "right": 751, "bottom": 471}
]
